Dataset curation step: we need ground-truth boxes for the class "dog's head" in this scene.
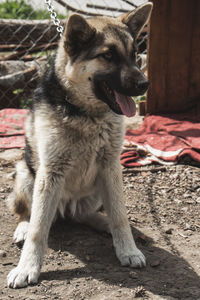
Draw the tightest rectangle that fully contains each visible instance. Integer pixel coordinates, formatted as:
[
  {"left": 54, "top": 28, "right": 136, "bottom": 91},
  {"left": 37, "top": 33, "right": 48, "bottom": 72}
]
[{"left": 55, "top": 2, "right": 153, "bottom": 116}]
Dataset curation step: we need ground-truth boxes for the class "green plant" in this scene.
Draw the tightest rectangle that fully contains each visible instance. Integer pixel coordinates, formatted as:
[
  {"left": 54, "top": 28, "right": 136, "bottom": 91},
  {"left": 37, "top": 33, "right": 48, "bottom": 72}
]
[
  {"left": 134, "top": 94, "right": 147, "bottom": 105},
  {"left": 19, "top": 97, "right": 33, "bottom": 109},
  {"left": 0, "top": 0, "right": 66, "bottom": 19},
  {"left": 13, "top": 88, "right": 23, "bottom": 95}
]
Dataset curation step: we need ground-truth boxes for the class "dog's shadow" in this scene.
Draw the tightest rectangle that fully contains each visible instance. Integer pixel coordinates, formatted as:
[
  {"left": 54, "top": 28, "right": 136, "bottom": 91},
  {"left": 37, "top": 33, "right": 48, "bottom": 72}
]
[{"left": 41, "top": 218, "right": 200, "bottom": 299}]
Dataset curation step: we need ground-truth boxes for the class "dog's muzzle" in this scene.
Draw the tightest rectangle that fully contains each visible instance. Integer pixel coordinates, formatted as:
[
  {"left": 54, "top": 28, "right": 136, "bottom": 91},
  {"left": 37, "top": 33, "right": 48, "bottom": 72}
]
[{"left": 134, "top": 79, "right": 149, "bottom": 95}]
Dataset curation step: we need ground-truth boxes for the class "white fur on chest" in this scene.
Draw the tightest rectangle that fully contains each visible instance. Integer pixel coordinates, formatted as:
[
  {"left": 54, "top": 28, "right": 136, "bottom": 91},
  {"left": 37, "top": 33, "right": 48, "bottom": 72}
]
[{"left": 33, "top": 110, "right": 124, "bottom": 216}]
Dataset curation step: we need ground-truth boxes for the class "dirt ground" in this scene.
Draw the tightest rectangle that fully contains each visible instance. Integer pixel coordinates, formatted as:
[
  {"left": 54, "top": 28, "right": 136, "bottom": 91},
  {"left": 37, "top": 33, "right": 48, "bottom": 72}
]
[{"left": 0, "top": 147, "right": 200, "bottom": 300}]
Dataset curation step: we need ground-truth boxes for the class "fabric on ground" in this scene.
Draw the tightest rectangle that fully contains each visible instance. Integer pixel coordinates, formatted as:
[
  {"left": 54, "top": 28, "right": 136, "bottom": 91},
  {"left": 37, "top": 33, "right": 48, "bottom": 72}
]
[
  {"left": 121, "top": 114, "right": 200, "bottom": 167},
  {"left": 0, "top": 109, "right": 28, "bottom": 149},
  {"left": 1, "top": 109, "right": 200, "bottom": 168}
]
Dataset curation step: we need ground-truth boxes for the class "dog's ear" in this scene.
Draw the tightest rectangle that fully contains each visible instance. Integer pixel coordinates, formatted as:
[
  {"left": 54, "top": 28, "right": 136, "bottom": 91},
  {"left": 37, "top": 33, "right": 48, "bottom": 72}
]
[
  {"left": 64, "top": 14, "right": 96, "bottom": 56},
  {"left": 119, "top": 2, "right": 153, "bottom": 39}
]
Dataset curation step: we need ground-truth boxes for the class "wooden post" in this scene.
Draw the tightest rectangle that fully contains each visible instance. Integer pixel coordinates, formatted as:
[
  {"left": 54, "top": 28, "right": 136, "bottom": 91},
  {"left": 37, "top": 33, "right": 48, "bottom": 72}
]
[{"left": 147, "top": 0, "right": 200, "bottom": 114}]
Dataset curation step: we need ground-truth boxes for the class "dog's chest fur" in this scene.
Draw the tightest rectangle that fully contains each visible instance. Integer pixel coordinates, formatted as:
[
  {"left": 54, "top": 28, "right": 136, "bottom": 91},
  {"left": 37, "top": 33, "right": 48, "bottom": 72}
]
[{"left": 27, "top": 106, "right": 124, "bottom": 198}]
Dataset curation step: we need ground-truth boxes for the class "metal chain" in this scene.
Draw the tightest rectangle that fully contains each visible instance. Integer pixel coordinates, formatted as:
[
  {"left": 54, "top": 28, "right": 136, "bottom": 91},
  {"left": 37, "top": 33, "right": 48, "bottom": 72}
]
[{"left": 45, "top": 0, "right": 64, "bottom": 37}]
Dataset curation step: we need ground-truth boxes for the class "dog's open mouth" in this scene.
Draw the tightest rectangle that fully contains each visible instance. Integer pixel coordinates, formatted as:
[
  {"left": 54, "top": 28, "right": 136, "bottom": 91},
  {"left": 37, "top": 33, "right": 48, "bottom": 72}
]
[{"left": 101, "top": 81, "right": 136, "bottom": 117}]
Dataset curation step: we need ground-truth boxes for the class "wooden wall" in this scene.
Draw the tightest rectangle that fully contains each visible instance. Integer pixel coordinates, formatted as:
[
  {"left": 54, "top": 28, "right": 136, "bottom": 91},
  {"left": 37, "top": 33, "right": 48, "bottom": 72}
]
[{"left": 147, "top": 0, "right": 200, "bottom": 114}]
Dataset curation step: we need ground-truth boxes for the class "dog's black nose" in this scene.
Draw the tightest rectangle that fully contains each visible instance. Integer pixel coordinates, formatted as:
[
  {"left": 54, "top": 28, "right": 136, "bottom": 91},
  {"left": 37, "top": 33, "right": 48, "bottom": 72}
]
[{"left": 135, "top": 80, "right": 149, "bottom": 92}]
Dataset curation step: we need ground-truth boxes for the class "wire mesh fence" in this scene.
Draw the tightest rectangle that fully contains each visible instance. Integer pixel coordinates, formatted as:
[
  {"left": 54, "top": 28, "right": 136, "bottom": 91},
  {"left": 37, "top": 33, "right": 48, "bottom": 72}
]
[{"left": 0, "top": 0, "right": 148, "bottom": 109}]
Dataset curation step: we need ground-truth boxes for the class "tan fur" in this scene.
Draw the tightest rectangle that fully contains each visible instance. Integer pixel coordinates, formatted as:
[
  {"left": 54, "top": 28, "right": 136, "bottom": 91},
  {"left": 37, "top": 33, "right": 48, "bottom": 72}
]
[{"left": 7, "top": 2, "right": 153, "bottom": 289}]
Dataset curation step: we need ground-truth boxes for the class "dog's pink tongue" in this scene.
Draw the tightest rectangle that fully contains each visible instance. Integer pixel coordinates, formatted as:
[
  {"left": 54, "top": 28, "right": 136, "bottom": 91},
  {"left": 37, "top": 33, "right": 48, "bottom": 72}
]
[{"left": 114, "top": 91, "right": 136, "bottom": 117}]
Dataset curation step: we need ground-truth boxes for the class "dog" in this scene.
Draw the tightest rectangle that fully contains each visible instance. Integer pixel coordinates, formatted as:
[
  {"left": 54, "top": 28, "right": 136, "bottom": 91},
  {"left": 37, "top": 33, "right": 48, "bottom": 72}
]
[{"left": 7, "top": 2, "right": 152, "bottom": 288}]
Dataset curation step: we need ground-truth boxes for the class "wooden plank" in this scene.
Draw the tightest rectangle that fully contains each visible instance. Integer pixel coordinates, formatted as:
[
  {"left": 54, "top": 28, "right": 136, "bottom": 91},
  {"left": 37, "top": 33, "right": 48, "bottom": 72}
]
[
  {"left": 189, "top": 0, "right": 200, "bottom": 101},
  {"left": 147, "top": 0, "right": 171, "bottom": 113},
  {"left": 0, "top": 19, "right": 65, "bottom": 45},
  {"left": 55, "top": 0, "right": 144, "bottom": 17},
  {"left": 0, "top": 42, "right": 57, "bottom": 61},
  {"left": 139, "top": 100, "right": 146, "bottom": 116},
  {"left": 147, "top": 0, "right": 199, "bottom": 114},
  {"left": 165, "top": 0, "right": 195, "bottom": 112}
]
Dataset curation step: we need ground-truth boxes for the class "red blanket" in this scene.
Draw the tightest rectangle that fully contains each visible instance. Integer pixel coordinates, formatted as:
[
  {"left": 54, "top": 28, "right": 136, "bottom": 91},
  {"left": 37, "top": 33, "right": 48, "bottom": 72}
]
[
  {"left": 0, "top": 109, "right": 28, "bottom": 149},
  {"left": 121, "top": 114, "right": 200, "bottom": 167},
  {"left": 1, "top": 109, "right": 200, "bottom": 168}
]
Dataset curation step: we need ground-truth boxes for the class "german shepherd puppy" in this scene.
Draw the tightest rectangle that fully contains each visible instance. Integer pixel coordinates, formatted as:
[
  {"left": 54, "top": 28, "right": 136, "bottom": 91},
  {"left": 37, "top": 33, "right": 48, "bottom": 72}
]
[{"left": 7, "top": 3, "right": 152, "bottom": 288}]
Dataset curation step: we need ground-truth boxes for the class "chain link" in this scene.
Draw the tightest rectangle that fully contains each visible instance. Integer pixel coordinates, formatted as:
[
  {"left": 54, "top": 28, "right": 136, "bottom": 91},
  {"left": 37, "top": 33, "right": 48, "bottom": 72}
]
[{"left": 44, "top": 0, "right": 64, "bottom": 37}]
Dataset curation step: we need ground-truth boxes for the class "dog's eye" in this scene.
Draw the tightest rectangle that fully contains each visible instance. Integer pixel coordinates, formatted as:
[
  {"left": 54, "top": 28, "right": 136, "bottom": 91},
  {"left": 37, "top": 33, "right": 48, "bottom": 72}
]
[{"left": 101, "top": 51, "right": 113, "bottom": 61}]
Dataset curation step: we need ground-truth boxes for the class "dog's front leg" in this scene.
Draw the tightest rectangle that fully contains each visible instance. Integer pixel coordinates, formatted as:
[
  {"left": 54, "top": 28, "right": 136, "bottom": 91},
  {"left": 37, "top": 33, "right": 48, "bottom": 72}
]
[
  {"left": 7, "top": 168, "right": 64, "bottom": 288},
  {"left": 100, "top": 161, "right": 146, "bottom": 268}
]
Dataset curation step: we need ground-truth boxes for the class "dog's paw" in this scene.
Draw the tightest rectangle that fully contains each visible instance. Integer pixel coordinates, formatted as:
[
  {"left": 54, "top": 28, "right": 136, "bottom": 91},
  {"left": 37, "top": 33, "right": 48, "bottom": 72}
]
[
  {"left": 118, "top": 248, "right": 146, "bottom": 268},
  {"left": 13, "top": 221, "right": 29, "bottom": 245},
  {"left": 7, "top": 264, "right": 40, "bottom": 288}
]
